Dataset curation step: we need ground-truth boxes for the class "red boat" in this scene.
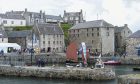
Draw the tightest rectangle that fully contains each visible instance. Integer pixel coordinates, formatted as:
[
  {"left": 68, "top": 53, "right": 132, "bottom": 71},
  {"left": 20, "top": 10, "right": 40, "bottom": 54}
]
[{"left": 103, "top": 60, "right": 121, "bottom": 65}]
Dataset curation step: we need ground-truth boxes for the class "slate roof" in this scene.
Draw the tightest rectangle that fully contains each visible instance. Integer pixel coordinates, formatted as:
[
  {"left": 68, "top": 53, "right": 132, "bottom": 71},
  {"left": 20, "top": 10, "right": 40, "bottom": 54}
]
[
  {"left": 115, "top": 26, "right": 124, "bottom": 33},
  {"left": 7, "top": 30, "right": 31, "bottom": 38},
  {"left": 70, "top": 20, "right": 114, "bottom": 30},
  {"left": 36, "top": 23, "right": 63, "bottom": 35},
  {"left": 64, "top": 12, "right": 81, "bottom": 17},
  {"left": 46, "top": 15, "right": 63, "bottom": 21},
  {"left": 6, "top": 11, "right": 24, "bottom": 15},
  {"left": 25, "top": 12, "right": 41, "bottom": 18},
  {"left": 129, "top": 30, "right": 140, "bottom": 38},
  {"left": 0, "top": 13, "right": 25, "bottom": 20}
]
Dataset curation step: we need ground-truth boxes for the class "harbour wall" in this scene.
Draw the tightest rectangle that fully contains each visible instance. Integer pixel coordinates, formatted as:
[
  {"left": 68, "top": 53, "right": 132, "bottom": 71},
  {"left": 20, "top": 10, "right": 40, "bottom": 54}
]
[
  {"left": 0, "top": 65, "right": 115, "bottom": 80},
  {"left": 118, "top": 74, "right": 140, "bottom": 84}
]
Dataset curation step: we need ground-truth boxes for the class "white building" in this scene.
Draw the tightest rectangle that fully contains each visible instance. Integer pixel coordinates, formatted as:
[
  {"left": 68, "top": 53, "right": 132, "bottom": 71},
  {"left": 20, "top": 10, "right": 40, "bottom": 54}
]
[
  {"left": 0, "top": 14, "right": 26, "bottom": 27},
  {"left": 6, "top": 9, "right": 45, "bottom": 26}
]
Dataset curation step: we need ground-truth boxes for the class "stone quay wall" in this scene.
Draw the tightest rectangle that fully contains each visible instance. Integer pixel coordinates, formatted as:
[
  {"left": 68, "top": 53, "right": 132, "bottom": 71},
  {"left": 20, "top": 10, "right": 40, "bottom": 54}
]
[
  {"left": 0, "top": 65, "right": 115, "bottom": 80},
  {"left": 118, "top": 74, "right": 140, "bottom": 84}
]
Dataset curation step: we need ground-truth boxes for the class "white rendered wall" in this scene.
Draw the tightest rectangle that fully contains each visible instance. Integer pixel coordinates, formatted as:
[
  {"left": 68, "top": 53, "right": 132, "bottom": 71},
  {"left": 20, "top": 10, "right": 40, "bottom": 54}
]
[{"left": 2, "top": 19, "right": 26, "bottom": 26}]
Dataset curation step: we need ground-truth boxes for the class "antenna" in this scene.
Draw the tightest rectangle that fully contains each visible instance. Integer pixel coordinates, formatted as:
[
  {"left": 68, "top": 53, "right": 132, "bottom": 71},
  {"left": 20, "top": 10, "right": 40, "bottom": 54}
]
[
  {"left": 97, "top": 13, "right": 99, "bottom": 20},
  {"left": 83, "top": 12, "right": 86, "bottom": 21}
]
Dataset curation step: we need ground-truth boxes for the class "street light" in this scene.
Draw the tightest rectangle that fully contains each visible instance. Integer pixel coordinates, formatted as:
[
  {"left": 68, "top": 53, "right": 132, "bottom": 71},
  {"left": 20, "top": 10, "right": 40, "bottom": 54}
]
[{"left": 31, "top": 28, "right": 34, "bottom": 65}]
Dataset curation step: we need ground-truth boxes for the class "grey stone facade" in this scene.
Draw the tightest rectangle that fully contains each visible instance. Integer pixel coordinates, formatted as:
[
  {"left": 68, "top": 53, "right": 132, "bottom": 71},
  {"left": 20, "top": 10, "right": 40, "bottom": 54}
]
[
  {"left": 69, "top": 20, "right": 114, "bottom": 55},
  {"left": 0, "top": 24, "right": 8, "bottom": 43},
  {"left": 33, "top": 23, "right": 65, "bottom": 53},
  {"left": 7, "top": 30, "right": 32, "bottom": 49},
  {"left": 63, "top": 10, "right": 84, "bottom": 25},
  {"left": 115, "top": 24, "right": 132, "bottom": 53},
  {"left": 126, "top": 30, "right": 140, "bottom": 56}
]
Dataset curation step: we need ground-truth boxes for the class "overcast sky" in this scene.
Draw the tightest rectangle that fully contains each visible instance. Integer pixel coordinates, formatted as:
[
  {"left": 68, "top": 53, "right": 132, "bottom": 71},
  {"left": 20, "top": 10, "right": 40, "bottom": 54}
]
[{"left": 0, "top": 0, "right": 140, "bottom": 32}]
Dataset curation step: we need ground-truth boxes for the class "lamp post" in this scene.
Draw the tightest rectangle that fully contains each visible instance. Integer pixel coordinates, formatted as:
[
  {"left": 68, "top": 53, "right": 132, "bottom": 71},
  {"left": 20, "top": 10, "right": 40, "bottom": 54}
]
[
  {"left": 31, "top": 28, "right": 34, "bottom": 65},
  {"left": 101, "top": 37, "right": 102, "bottom": 56}
]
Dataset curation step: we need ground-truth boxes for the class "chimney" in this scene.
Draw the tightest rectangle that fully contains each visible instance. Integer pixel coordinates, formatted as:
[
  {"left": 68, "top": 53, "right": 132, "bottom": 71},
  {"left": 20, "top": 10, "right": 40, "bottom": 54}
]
[
  {"left": 59, "top": 14, "right": 61, "bottom": 17},
  {"left": 25, "top": 8, "right": 27, "bottom": 12},
  {"left": 40, "top": 10, "right": 42, "bottom": 14},
  {"left": 80, "top": 9, "right": 82, "bottom": 13},
  {"left": 64, "top": 10, "right": 66, "bottom": 13},
  {"left": 124, "top": 24, "right": 128, "bottom": 27}
]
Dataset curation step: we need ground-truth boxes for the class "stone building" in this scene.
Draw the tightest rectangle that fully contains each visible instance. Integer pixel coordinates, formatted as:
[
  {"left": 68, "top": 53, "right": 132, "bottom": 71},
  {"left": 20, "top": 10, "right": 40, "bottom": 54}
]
[
  {"left": 7, "top": 30, "right": 32, "bottom": 49},
  {"left": 33, "top": 23, "right": 65, "bottom": 52},
  {"left": 0, "top": 25, "right": 8, "bottom": 43},
  {"left": 45, "top": 15, "right": 63, "bottom": 23},
  {"left": 69, "top": 20, "right": 114, "bottom": 55},
  {"left": 114, "top": 24, "right": 132, "bottom": 53},
  {"left": 126, "top": 30, "right": 140, "bottom": 56},
  {"left": 63, "top": 10, "right": 84, "bottom": 25}
]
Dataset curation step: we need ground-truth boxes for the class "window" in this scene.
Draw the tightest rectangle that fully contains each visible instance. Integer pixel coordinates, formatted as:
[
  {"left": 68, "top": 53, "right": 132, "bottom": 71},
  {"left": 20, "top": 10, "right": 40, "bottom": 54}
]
[
  {"left": 57, "top": 41, "right": 59, "bottom": 44},
  {"left": 11, "top": 21, "right": 14, "bottom": 24},
  {"left": 60, "top": 41, "right": 62, "bottom": 44},
  {"left": 70, "top": 17, "right": 73, "bottom": 20},
  {"left": 2, "top": 38, "right": 4, "bottom": 42},
  {"left": 128, "top": 31, "right": 130, "bottom": 33},
  {"left": 53, "top": 41, "right": 55, "bottom": 44},
  {"left": 92, "top": 28, "right": 94, "bottom": 31},
  {"left": 77, "top": 29, "right": 79, "bottom": 32},
  {"left": 75, "top": 17, "right": 79, "bottom": 20},
  {"left": 43, "top": 41, "right": 45, "bottom": 44},
  {"left": 3, "top": 20, "right": 7, "bottom": 24},
  {"left": 87, "top": 29, "right": 88, "bottom": 32},
  {"left": 92, "top": 40, "right": 94, "bottom": 43},
  {"left": 48, "top": 41, "right": 50, "bottom": 44},
  {"left": 87, "top": 33, "right": 89, "bottom": 37},
  {"left": 74, "top": 30, "right": 75, "bottom": 33},
  {"left": 97, "top": 28, "right": 99, "bottom": 31},
  {"left": 92, "top": 33, "right": 94, "bottom": 37},
  {"left": 97, "top": 32, "right": 99, "bottom": 36},
  {"left": 107, "top": 27, "right": 109, "bottom": 30},
  {"left": 120, "top": 36, "right": 122, "bottom": 39},
  {"left": 20, "top": 21, "right": 23, "bottom": 25},
  {"left": 78, "top": 34, "right": 79, "bottom": 37},
  {"left": 107, "top": 32, "right": 109, "bottom": 36}
]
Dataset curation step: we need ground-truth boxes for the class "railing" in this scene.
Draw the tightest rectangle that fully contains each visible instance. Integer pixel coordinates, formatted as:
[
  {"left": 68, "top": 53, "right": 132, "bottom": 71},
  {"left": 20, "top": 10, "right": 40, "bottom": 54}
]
[{"left": 0, "top": 60, "right": 25, "bottom": 66}]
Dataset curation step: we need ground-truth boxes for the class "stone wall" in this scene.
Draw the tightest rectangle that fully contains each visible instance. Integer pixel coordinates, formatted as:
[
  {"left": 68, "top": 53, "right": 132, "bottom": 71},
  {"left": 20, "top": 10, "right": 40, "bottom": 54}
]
[
  {"left": 118, "top": 74, "right": 140, "bottom": 84},
  {"left": 0, "top": 65, "right": 115, "bottom": 80}
]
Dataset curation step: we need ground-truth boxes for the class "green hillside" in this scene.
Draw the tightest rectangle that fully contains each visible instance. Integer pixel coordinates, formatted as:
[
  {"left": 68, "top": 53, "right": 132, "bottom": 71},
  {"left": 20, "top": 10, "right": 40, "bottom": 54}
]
[{"left": 61, "top": 23, "right": 72, "bottom": 46}]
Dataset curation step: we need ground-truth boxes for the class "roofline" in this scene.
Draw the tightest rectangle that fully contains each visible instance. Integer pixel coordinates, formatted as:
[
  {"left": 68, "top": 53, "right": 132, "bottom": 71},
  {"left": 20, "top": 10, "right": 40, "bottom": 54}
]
[{"left": 69, "top": 26, "right": 114, "bottom": 30}]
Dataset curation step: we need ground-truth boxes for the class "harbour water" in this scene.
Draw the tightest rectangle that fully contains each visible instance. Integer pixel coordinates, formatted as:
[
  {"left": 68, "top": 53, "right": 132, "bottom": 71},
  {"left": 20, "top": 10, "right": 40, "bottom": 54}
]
[{"left": 0, "top": 65, "right": 140, "bottom": 84}]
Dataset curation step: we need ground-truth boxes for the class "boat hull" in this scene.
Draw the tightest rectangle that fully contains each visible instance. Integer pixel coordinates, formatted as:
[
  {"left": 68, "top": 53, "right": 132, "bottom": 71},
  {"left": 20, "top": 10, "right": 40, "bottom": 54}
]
[
  {"left": 103, "top": 61, "right": 121, "bottom": 65},
  {"left": 133, "top": 67, "right": 140, "bottom": 71}
]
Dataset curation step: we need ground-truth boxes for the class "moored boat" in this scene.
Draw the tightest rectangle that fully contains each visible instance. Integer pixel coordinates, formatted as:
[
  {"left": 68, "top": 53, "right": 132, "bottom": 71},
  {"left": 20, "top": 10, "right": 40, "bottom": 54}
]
[
  {"left": 133, "top": 67, "right": 140, "bottom": 71},
  {"left": 103, "top": 60, "right": 121, "bottom": 65}
]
